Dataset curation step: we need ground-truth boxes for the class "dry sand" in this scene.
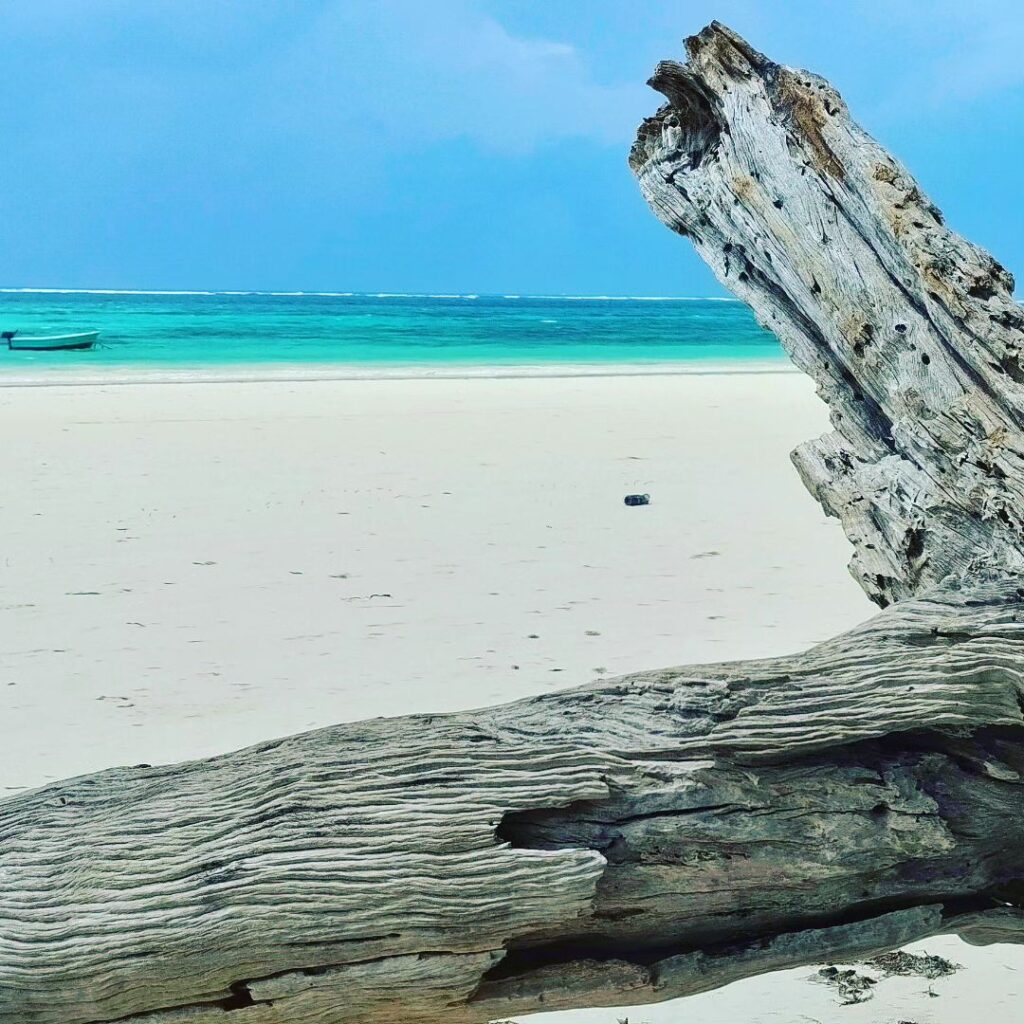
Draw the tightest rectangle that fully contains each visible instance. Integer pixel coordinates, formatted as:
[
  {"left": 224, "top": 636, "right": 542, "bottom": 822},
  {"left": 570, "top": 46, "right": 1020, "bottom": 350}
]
[{"left": 0, "top": 371, "right": 1019, "bottom": 1022}]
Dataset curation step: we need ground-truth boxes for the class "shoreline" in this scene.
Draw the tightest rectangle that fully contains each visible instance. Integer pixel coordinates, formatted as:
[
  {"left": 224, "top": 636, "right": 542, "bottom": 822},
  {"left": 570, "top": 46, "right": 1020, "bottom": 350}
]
[{"left": 0, "top": 357, "right": 793, "bottom": 387}]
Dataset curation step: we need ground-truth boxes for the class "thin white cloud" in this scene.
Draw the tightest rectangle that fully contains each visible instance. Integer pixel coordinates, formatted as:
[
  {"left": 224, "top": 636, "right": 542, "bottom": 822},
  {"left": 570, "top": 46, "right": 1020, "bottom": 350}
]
[
  {"left": 850, "top": 0, "right": 1024, "bottom": 108},
  {"left": 261, "top": 0, "right": 650, "bottom": 153},
  {"left": 927, "top": 23, "right": 1024, "bottom": 103},
  {"left": 0, "top": 0, "right": 650, "bottom": 180}
]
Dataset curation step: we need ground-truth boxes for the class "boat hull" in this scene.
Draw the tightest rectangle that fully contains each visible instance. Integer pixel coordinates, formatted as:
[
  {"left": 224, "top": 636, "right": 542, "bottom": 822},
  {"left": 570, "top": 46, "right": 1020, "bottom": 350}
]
[{"left": 7, "top": 331, "right": 99, "bottom": 351}]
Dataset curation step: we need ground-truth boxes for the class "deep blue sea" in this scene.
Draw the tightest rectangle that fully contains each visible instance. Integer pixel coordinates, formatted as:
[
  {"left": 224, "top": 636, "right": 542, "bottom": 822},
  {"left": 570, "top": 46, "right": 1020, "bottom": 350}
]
[{"left": 0, "top": 290, "right": 783, "bottom": 378}]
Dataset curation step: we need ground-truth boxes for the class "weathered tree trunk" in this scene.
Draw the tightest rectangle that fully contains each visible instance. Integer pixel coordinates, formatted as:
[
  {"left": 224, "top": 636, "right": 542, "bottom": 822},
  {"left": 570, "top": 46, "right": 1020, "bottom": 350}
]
[
  {"left": 5, "top": 582, "right": 1024, "bottom": 1024},
  {"left": 630, "top": 22, "right": 1024, "bottom": 609},
  {"left": 3, "top": 21, "right": 1024, "bottom": 1024}
]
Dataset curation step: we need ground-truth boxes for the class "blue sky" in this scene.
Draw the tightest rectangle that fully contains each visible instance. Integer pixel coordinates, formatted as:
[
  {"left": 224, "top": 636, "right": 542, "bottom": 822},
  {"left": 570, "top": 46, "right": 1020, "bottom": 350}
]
[{"left": 2, "top": 0, "right": 1023, "bottom": 295}]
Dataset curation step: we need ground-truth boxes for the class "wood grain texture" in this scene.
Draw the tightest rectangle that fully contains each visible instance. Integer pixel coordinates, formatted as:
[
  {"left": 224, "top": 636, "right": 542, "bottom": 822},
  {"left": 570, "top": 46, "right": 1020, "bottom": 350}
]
[
  {"left": 630, "top": 22, "right": 1024, "bottom": 607},
  {"left": 4, "top": 21, "right": 1024, "bottom": 1024},
  {"left": 3, "top": 578, "right": 1024, "bottom": 1022}
]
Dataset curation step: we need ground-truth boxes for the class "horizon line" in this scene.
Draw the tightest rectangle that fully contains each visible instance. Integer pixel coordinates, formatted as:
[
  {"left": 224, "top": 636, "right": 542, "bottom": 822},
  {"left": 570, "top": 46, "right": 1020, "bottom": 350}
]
[{"left": 0, "top": 287, "right": 739, "bottom": 302}]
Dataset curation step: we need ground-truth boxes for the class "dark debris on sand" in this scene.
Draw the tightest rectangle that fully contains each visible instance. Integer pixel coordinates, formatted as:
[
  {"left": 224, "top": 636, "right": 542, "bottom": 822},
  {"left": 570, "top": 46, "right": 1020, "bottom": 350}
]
[
  {"left": 817, "top": 966, "right": 877, "bottom": 1004},
  {"left": 816, "top": 949, "right": 962, "bottom": 1006},
  {"left": 864, "top": 949, "right": 962, "bottom": 980}
]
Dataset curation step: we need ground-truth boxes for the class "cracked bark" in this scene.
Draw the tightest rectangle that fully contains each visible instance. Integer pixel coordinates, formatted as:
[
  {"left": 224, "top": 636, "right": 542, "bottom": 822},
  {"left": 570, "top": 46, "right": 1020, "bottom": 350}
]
[
  {"left": 631, "top": 23, "right": 1024, "bottom": 609},
  {"left": 3, "top": 21, "right": 1024, "bottom": 1024}
]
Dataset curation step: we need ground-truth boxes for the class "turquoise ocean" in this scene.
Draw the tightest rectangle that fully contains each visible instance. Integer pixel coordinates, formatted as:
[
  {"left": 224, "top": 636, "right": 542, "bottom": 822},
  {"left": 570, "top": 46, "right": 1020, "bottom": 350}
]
[{"left": 0, "top": 290, "right": 784, "bottom": 379}]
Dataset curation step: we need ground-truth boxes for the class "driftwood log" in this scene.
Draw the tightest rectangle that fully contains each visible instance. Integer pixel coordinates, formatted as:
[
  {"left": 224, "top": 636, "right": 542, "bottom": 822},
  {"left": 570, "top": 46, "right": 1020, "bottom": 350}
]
[{"left": 4, "top": 21, "right": 1024, "bottom": 1024}]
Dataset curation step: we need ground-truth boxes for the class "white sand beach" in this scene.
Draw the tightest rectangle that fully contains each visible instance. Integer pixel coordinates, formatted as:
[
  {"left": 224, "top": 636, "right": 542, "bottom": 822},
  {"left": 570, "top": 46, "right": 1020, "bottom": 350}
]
[{"left": 1, "top": 370, "right": 1020, "bottom": 1022}]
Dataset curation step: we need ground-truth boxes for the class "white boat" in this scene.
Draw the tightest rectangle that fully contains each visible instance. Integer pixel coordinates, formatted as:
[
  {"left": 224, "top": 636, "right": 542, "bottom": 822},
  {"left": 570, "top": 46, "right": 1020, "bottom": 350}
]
[{"left": 2, "top": 330, "right": 99, "bottom": 351}]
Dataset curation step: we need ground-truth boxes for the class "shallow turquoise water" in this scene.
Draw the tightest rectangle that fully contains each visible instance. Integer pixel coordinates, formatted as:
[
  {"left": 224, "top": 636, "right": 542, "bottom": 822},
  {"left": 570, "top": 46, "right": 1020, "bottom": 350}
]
[{"left": 0, "top": 291, "right": 783, "bottom": 374}]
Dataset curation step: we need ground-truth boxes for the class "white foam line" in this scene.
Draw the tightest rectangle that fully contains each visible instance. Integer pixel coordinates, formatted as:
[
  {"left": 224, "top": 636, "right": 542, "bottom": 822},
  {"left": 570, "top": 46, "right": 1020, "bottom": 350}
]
[
  {"left": 543, "top": 295, "right": 740, "bottom": 302},
  {"left": 0, "top": 288, "right": 738, "bottom": 301},
  {"left": 0, "top": 288, "right": 220, "bottom": 296},
  {"left": 0, "top": 360, "right": 795, "bottom": 388}
]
